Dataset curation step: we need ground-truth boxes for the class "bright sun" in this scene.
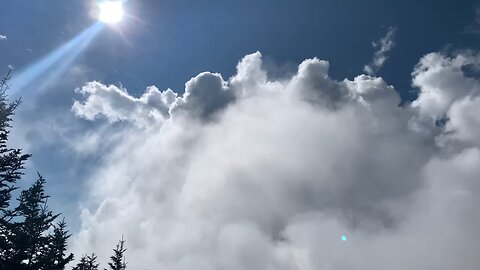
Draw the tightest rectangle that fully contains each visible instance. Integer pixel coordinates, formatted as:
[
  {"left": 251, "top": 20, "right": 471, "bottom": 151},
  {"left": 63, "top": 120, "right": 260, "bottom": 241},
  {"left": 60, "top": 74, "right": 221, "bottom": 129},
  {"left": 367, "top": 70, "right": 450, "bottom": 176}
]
[{"left": 98, "top": 1, "right": 124, "bottom": 24}]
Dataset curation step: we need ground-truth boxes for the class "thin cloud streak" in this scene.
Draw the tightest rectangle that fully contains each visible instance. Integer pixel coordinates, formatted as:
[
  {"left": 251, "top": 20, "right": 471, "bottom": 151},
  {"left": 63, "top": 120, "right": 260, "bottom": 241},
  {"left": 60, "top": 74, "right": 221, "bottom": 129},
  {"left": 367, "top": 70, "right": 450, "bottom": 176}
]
[{"left": 364, "top": 27, "right": 396, "bottom": 75}]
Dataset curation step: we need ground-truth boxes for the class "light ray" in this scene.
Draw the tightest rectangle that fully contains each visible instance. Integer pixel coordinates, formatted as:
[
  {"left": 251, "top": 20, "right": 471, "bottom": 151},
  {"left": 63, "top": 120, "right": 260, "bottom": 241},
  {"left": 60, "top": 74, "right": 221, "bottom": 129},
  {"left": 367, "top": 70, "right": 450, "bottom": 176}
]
[{"left": 10, "top": 23, "right": 103, "bottom": 96}]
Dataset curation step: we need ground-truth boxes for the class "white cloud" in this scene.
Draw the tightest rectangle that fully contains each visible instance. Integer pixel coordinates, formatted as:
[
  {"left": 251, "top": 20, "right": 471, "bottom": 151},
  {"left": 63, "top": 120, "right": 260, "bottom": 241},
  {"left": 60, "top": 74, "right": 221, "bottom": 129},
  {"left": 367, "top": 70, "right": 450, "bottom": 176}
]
[
  {"left": 0, "top": 34, "right": 6, "bottom": 40},
  {"left": 364, "top": 27, "right": 396, "bottom": 75},
  {"left": 443, "top": 96, "right": 480, "bottom": 145},
  {"left": 73, "top": 81, "right": 177, "bottom": 127},
  {"left": 69, "top": 51, "right": 480, "bottom": 269},
  {"left": 170, "top": 72, "right": 235, "bottom": 120},
  {"left": 410, "top": 51, "right": 480, "bottom": 133}
]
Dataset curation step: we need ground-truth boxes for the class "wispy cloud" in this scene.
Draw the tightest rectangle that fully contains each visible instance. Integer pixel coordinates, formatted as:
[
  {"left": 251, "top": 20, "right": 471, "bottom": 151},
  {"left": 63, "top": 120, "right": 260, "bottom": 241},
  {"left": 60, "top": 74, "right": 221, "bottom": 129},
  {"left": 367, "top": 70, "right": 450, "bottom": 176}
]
[
  {"left": 364, "top": 27, "right": 396, "bottom": 75},
  {"left": 464, "top": 7, "right": 480, "bottom": 35},
  {"left": 0, "top": 34, "right": 7, "bottom": 41}
]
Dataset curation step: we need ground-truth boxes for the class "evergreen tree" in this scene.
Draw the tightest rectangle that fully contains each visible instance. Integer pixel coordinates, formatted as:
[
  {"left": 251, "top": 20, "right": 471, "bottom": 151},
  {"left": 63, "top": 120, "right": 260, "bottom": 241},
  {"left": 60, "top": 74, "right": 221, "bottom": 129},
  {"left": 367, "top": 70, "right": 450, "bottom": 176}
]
[
  {"left": 0, "top": 70, "right": 30, "bottom": 212},
  {"left": 72, "top": 255, "right": 88, "bottom": 270},
  {"left": 0, "top": 71, "right": 74, "bottom": 270},
  {"left": 72, "top": 253, "right": 100, "bottom": 270},
  {"left": 44, "top": 218, "right": 75, "bottom": 269},
  {"left": 86, "top": 254, "right": 100, "bottom": 270},
  {"left": 106, "top": 237, "right": 127, "bottom": 270},
  {"left": 7, "top": 175, "right": 59, "bottom": 269},
  {"left": 0, "top": 70, "right": 31, "bottom": 266}
]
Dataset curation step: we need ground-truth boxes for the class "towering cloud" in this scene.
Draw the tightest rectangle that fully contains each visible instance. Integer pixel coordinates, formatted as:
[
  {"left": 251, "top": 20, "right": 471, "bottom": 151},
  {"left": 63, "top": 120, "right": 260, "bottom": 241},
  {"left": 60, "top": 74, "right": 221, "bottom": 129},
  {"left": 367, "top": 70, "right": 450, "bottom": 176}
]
[{"left": 71, "top": 51, "right": 480, "bottom": 270}]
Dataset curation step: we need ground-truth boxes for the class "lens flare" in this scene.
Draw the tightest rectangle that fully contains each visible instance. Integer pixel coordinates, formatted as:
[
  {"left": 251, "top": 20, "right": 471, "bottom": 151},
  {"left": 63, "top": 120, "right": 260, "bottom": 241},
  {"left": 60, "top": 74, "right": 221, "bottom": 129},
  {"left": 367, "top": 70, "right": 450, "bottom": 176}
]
[{"left": 98, "top": 1, "right": 124, "bottom": 24}]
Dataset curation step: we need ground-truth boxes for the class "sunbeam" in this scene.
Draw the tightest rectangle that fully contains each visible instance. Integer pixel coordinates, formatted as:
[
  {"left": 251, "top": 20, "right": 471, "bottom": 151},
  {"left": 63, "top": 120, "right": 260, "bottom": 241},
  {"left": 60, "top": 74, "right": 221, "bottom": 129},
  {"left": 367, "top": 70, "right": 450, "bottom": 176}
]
[{"left": 10, "top": 23, "right": 103, "bottom": 96}]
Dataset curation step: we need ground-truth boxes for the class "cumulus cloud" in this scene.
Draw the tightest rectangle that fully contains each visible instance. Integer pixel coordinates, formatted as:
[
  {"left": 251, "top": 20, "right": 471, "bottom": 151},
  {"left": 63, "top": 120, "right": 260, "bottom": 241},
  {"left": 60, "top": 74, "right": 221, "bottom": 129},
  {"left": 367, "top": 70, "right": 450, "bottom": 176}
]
[
  {"left": 410, "top": 51, "right": 480, "bottom": 133},
  {"left": 69, "top": 51, "right": 480, "bottom": 269},
  {"left": 170, "top": 72, "right": 235, "bottom": 120},
  {"left": 364, "top": 27, "right": 396, "bottom": 75},
  {"left": 0, "top": 34, "right": 6, "bottom": 40},
  {"left": 73, "top": 81, "right": 177, "bottom": 127}
]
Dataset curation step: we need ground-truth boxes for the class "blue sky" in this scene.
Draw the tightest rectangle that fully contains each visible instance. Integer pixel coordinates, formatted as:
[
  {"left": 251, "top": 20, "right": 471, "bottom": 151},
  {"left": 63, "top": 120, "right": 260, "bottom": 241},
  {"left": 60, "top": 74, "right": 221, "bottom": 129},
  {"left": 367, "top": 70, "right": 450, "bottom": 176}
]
[
  {"left": 1, "top": 0, "right": 478, "bottom": 99},
  {"left": 1, "top": 1, "right": 480, "bottom": 269}
]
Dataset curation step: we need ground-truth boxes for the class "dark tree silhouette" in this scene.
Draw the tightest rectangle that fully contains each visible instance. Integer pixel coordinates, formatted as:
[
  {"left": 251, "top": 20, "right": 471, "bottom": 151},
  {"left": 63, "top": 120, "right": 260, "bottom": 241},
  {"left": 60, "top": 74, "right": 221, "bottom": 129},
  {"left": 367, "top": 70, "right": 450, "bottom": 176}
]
[
  {"left": 72, "top": 255, "right": 89, "bottom": 270},
  {"left": 44, "top": 219, "right": 75, "bottom": 269},
  {"left": 0, "top": 70, "right": 30, "bottom": 214},
  {"left": 106, "top": 237, "right": 127, "bottom": 270},
  {"left": 72, "top": 254, "right": 100, "bottom": 270},
  {"left": 0, "top": 71, "right": 74, "bottom": 270},
  {"left": 0, "top": 70, "right": 31, "bottom": 267},
  {"left": 9, "top": 176, "right": 58, "bottom": 269}
]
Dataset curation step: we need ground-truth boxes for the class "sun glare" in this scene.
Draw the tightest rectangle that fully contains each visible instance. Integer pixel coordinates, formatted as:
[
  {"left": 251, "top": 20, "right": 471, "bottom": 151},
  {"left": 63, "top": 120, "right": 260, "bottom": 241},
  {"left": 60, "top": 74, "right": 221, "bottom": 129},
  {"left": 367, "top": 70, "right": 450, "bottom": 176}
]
[{"left": 98, "top": 1, "right": 124, "bottom": 24}]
